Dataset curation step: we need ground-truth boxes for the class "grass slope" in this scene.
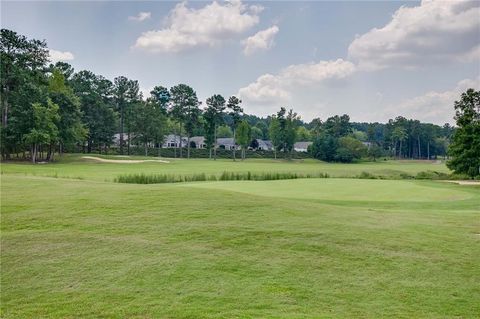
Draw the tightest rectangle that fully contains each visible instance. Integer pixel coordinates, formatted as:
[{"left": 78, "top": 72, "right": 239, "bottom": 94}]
[
  {"left": 1, "top": 158, "right": 479, "bottom": 318},
  {"left": 1, "top": 154, "right": 450, "bottom": 181}
]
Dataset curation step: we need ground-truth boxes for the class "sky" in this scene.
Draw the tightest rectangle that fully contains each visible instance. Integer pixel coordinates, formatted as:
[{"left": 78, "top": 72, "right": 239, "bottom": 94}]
[{"left": 2, "top": 0, "right": 479, "bottom": 124}]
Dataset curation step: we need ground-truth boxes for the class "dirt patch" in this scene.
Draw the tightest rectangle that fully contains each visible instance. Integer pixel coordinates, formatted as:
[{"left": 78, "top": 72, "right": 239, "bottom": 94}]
[{"left": 82, "top": 156, "right": 170, "bottom": 164}]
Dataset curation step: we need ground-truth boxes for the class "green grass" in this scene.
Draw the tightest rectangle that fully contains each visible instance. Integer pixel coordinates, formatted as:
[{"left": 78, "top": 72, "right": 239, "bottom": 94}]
[
  {"left": 1, "top": 156, "right": 479, "bottom": 318},
  {"left": 1, "top": 153, "right": 451, "bottom": 181}
]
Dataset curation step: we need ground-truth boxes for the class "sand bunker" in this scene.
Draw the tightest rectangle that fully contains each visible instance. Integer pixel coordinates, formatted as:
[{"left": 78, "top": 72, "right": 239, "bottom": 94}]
[
  {"left": 82, "top": 156, "right": 170, "bottom": 164},
  {"left": 445, "top": 180, "right": 480, "bottom": 186}
]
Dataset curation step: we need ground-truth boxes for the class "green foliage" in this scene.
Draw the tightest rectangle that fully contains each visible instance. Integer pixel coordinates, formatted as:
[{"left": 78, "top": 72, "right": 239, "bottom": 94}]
[
  {"left": 236, "top": 120, "right": 251, "bottom": 160},
  {"left": 114, "top": 76, "right": 140, "bottom": 154},
  {"left": 311, "top": 133, "right": 338, "bottom": 162},
  {"left": 367, "top": 144, "right": 384, "bottom": 161},
  {"left": 236, "top": 121, "right": 251, "bottom": 148},
  {"left": 250, "top": 126, "right": 263, "bottom": 139},
  {"left": 268, "top": 117, "right": 281, "bottom": 157},
  {"left": 324, "top": 114, "right": 351, "bottom": 137},
  {"left": 71, "top": 70, "right": 117, "bottom": 152},
  {"left": 204, "top": 94, "right": 226, "bottom": 158},
  {"left": 296, "top": 126, "right": 311, "bottom": 141},
  {"left": 217, "top": 125, "right": 233, "bottom": 138},
  {"left": 336, "top": 136, "right": 367, "bottom": 163},
  {"left": 447, "top": 89, "right": 480, "bottom": 178},
  {"left": 48, "top": 68, "right": 86, "bottom": 150}
]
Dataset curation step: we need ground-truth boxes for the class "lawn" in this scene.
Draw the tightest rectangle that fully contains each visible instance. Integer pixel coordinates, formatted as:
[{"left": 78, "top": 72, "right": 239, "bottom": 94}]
[
  {"left": 1, "top": 156, "right": 479, "bottom": 318},
  {"left": 1, "top": 154, "right": 450, "bottom": 181}
]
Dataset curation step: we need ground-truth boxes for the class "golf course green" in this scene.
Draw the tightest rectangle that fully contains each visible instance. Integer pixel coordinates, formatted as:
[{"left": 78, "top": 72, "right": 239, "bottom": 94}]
[{"left": 1, "top": 155, "right": 479, "bottom": 318}]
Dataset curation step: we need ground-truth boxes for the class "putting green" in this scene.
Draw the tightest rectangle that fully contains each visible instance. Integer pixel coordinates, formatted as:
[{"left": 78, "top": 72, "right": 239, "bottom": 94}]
[{"left": 183, "top": 178, "right": 472, "bottom": 202}]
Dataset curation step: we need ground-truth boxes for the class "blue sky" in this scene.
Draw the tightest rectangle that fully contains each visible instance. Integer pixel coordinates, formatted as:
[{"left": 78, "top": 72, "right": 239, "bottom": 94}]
[{"left": 2, "top": 0, "right": 479, "bottom": 124}]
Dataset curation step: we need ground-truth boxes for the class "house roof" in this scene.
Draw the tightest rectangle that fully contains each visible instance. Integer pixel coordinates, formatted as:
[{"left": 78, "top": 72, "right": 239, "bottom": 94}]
[
  {"left": 164, "top": 134, "right": 187, "bottom": 142},
  {"left": 190, "top": 136, "right": 205, "bottom": 144},
  {"left": 256, "top": 139, "right": 273, "bottom": 148},
  {"left": 217, "top": 138, "right": 235, "bottom": 146},
  {"left": 294, "top": 141, "right": 313, "bottom": 149}
]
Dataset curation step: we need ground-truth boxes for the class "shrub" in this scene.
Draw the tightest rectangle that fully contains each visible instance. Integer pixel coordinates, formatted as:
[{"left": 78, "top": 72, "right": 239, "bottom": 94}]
[
  {"left": 415, "top": 171, "right": 450, "bottom": 180},
  {"left": 357, "top": 171, "right": 378, "bottom": 179}
]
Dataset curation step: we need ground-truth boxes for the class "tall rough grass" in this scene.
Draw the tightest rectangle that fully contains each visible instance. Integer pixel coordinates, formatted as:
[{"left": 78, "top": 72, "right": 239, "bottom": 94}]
[{"left": 115, "top": 171, "right": 330, "bottom": 184}]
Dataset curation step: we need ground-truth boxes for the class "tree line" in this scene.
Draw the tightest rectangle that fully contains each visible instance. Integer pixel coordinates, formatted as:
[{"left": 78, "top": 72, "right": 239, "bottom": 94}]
[{"left": 1, "top": 29, "right": 478, "bottom": 177}]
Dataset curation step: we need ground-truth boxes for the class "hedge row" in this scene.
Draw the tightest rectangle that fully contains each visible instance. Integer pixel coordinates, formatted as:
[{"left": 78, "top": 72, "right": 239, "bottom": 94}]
[{"left": 101, "top": 147, "right": 312, "bottom": 159}]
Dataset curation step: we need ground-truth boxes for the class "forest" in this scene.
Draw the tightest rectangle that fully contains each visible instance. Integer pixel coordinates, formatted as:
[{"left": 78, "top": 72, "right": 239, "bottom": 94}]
[{"left": 1, "top": 29, "right": 478, "bottom": 176}]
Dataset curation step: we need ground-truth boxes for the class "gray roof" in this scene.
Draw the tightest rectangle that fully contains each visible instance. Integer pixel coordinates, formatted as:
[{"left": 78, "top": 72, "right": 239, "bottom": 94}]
[
  {"left": 164, "top": 134, "right": 187, "bottom": 143},
  {"left": 294, "top": 141, "right": 313, "bottom": 149},
  {"left": 256, "top": 139, "right": 273, "bottom": 149},
  {"left": 190, "top": 136, "right": 205, "bottom": 144},
  {"left": 217, "top": 138, "right": 235, "bottom": 146}
]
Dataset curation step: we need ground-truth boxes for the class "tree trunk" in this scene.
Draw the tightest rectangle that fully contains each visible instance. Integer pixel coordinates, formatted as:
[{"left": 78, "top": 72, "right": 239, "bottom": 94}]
[
  {"left": 145, "top": 141, "right": 148, "bottom": 156},
  {"left": 274, "top": 148, "right": 277, "bottom": 159},
  {"left": 31, "top": 144, "right": 37, "bottom": 163},
  {"left": 120, "top": 104, "right": 124, "bottom": 155},
  {"left": 179, "top": 124, "right": 183, "bottom": 158},
  {"left": 213, "top": 125, "right": 217, "bottom": 160},
  {"left": 232, "top": 128, "right": 236, "bottom": 161},
  {"left": 209, "top": 147, "right": 212, "bottom": 159},
  {"left": 427, "top": 141, "right": 430, "bottom": 160},
  {"left": 187, "top": 136, "right": 191, "bottom": 159},
  {"left": 418, "top": 136, "right": 421, "bottom": 159},
  {"left": 47, "top": 143, "right": 54, "bottom": 161},
  {"left": 127, "top": 130, "right": 131, "bottom": 155}
]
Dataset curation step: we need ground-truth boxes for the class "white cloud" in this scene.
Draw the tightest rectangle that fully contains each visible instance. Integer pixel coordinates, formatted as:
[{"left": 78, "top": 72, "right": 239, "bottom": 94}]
[
  {"left": 49, "top": 49, "right": 74, "bottom": 62},
  {"left": 238, "top": 59, "right": 356, "bottom": 104},
  {"left": 384, "top": 77, "right": 480, "bottom": 124},
  {"left": 243, "top": 25, "right": 279, "bottom": 56},
  {"left": 128, "top": 12, "right": 151, "bottom": 22},
  {"left": 348, "top": 0, "right": 480, "bottom": 69},
  {"left": 133, "top": 1, "right": 262, "bottom": 53}
]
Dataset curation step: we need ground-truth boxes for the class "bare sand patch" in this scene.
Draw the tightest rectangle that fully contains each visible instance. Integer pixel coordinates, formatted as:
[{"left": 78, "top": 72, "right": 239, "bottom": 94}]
[
  {"left": 444, "top": 180, "right": 480, "bottom": 186},
  {"left": 82, "top": 156, "right": 170, "bottom": 164}
]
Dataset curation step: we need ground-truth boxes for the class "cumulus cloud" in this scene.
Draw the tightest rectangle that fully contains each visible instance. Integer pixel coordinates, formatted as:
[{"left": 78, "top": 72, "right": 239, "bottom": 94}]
[
  {"left": 133, "top": 1, "right": 262, "bottom": 53},
  {"left": 384, "top": 77, "right": 480, "bottom": 124},
  {"left": 49, "top": 49, "right": 74, "bottom": 62},
  {"left": 348, "top": 0, "right": 480, "bottom": 69},
  {"left": 238, "top": 59, "right": 356, "bottom": 104},
  {"left": 243, "top": 25, "right": 279, "bottom": 56},
  {"left": 128, "top": 12, "right": 151, "bottom": 22}
]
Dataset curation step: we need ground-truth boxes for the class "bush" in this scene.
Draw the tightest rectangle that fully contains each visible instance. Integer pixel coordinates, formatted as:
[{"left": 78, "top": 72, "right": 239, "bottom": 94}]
[
  {"left": 106, "top": 146, "right": 312, "bottom": 159},
  {"left": 357, "top": 171, "right": 378, "bottom": 179}
]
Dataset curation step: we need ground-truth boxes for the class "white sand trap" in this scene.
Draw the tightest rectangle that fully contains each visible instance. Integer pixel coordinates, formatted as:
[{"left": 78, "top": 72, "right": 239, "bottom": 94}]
[
  {"left": 445, "top": 180, "right": 480, "bottom": 186},
  {"left": 82, "top": 156, "right": 170, "bottom": 164}
]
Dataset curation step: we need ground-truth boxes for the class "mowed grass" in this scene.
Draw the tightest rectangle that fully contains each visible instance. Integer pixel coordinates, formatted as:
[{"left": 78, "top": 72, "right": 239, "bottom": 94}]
[
  {"left": 1, "top": 157, "right": 479, "bottom": 318},
  {"left": 1, "top": 153, "right": 450, "bottom": 181}
]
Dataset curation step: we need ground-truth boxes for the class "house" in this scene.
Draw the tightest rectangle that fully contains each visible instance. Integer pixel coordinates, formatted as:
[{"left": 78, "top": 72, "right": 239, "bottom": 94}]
[
  {"left": 250, "top": 139, "right": 273, "bottom": 151},
  {"left": 217, "top": 138, "right": 237, "bottom": 150},
  {"left": 190, "top": 136, "right": 206, "bottom": 149},
  {"left": 294, "top": 141, "right": 312, "bottom": 152},
  {"left": 162, "top": 134, "right": 187, "bottom": 148}
]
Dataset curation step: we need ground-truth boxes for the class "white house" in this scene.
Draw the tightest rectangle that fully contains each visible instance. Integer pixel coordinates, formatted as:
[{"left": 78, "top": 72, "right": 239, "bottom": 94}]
[
  {"left": 294, "top": 141, "right": 312, "bottom": 152},
  {"left": 217, "top": 138, "right": 237, "bottom": 150},
  {"left": 162, "top": 134, "right": 187, "bottom": 148},
  {"left": 190, "top": 136, "right": 206, "bottom": 149},
  {"left": 250, "top": 139, "right": 273, "bottom": 151}
]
